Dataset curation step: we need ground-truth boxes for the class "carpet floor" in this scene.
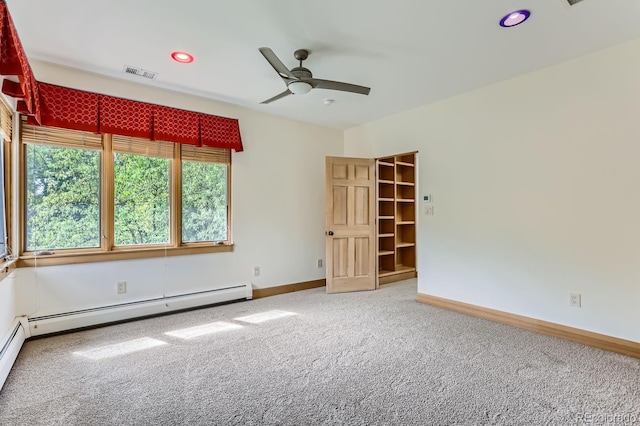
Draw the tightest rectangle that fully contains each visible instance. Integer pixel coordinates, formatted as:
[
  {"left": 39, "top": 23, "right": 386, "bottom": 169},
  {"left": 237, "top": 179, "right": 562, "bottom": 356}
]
[{"left": 0, "top": 279, "right": 638, "bottom": 425}]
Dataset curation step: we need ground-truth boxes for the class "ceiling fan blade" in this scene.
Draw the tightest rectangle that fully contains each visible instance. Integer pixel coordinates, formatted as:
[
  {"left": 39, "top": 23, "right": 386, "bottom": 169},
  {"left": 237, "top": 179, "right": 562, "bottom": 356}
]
[
  {"left": 307, "top": 79, "right": 371, "bottom": 95},
  {"left": 260, "top": 89, "right": 292, "bottom": 104},
  {"left": 259, "top": 47, "right": 297, "bottom": 80}
]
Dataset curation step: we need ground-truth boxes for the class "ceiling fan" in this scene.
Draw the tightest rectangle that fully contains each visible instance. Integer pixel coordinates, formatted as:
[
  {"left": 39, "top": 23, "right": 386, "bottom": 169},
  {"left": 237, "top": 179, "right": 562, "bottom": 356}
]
[{"left": 259, "top": 47, "right": 371, "bottom": 104}]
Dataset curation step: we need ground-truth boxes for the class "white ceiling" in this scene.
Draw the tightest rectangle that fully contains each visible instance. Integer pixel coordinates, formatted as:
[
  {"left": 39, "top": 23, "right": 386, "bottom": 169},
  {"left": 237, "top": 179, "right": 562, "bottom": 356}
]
[{"left": 7, "top": 0, "right": 640, "bottom": 129}]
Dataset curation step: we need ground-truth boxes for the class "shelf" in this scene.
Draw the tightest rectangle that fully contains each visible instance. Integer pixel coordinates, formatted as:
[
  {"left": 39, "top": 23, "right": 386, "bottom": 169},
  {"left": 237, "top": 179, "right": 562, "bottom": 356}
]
[
  {"left": 396, "top": 242, "right": 415, "bottom": 248},
  {"left": 379, "top": 220, "right": 394, "bottom": 235},
  {"left": 378, "top": 162, "right": 395, "bottom": 181},
  {"left": 396, "top": 202, "right": 415, "bottom": 222},
  {"left": 378, "top": 269, "right": 397, "bottom": 278},
  {"left": 379, "top": 201, "right": 394, "bottom": 217},
  {"left": 396, "top": 245, "right": 416, "bottom": 269},
  {"left": 376, "top": 152, "right": 416, "bottom": 281},
  {"left": 397, "top": 185, "right": 415, "bottom": 200},
  {"left": 378, "top": 267, "right": 415, "bottom": 278},
  {"left": 395, "top": 160, "right": 415, "bottom": 183},
  {"left": 378, "top": 184, "right": 395, "bottom": 199},
  {"left": 397, "top": 226, "right": 415, "bottom": 245},
  {"left": 397, "top": 153, "right": 415, "bottom": 164},
  {"left": 379, "top": 255, "right": 395, "bottom": 272}
]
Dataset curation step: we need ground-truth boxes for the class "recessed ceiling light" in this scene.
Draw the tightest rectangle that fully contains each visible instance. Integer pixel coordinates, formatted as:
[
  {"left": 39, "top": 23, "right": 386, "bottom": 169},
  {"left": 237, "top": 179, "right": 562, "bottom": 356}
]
[
  {"left": 499, "top": 9, "right": 531, "bottom": 28},
  {"left": 171, "top": 51, "right": 194, "bottom": 63}
]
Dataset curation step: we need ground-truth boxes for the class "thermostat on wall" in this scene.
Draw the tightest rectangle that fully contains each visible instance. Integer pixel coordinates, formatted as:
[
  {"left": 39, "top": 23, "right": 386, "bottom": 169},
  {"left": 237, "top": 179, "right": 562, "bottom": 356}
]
[{"left": 423, "top": 194, "right": 432, "bottom": 203}]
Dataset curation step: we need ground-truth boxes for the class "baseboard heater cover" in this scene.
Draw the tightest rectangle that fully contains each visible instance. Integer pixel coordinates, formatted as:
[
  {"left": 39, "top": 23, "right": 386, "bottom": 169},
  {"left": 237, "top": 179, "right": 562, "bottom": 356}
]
[
  {"left": 29, "top": 284, "right": 252, "bottom": 337},
  {"left": 0, "top": 320, "right": 26, "bottom": 391}
]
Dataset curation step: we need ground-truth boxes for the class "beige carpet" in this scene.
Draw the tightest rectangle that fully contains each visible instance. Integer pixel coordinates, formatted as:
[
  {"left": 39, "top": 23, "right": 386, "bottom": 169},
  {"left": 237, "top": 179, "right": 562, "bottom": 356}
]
[{"left": 1, "top": 280, "right": 638, "bottom": 425}]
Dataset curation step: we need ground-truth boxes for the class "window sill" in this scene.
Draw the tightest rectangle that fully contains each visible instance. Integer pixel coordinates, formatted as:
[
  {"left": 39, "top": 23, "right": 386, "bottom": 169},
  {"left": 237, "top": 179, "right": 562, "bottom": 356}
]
[
  {"left": 0, "top": 258, "right": 17, "bottom": 283},
  {"left": 17, "top": 244, "right": 234, "bottom": 267}
]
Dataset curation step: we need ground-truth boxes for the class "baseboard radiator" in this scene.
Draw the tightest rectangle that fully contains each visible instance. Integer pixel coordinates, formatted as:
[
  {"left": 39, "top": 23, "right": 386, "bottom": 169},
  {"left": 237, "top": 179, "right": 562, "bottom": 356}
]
[
  {"left": 28, "top": 284, "right": 252, "bottom": 337},
  {"left": 0, "top": 319, "right": 27, "bottom": 391}
]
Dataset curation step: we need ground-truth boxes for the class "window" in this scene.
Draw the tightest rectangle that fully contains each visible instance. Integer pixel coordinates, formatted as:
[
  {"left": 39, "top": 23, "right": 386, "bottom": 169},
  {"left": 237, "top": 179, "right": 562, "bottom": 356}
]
[
  {"left": 181, "top": 145, "right": 229, "bottom": 243},
  {"left": 19, "top": 121, "right": 232, "bottom": 265},
  {"left": 112, "top": 136, "right": 173, "bottom": 246},
  {"left": 25, "top": 143, "right": 101, "bottom": 251}
]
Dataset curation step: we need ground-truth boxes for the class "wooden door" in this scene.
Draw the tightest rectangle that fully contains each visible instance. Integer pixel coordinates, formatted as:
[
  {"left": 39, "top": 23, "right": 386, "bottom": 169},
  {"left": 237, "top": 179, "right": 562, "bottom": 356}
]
[{"left": 325, "top": 157, "right": 377, "bottom": 293}]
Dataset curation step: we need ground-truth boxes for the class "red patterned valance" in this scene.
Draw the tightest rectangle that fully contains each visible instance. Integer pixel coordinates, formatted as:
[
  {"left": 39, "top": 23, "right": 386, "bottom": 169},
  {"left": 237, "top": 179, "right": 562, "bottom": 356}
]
[
  {"left": 38, "top": 82, "right": 99, "bottom": 132},
  {"left": 0, "top": 2, "right": 41, "bottom": 123},
  {"left": 100, "top": 95, "right": 153, "bottom": 139},
  {"left": 33, "top": 82, "right": 243, "bottom": 151},
  {"left": 154, "top": 104, "right": 200, "bottom": 145},
  {"left": 200, "top": 113, "right": 243, "bottom": 149}
]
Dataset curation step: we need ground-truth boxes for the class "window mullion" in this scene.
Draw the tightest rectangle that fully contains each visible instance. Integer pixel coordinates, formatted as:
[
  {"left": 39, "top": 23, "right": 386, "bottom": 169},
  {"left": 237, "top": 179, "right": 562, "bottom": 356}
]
[
  {"left": 171, "top": 144, "right": 181, "bottom": 247},
  {"left": 101, "top": 134, "right": 114, "bottom": 251}
]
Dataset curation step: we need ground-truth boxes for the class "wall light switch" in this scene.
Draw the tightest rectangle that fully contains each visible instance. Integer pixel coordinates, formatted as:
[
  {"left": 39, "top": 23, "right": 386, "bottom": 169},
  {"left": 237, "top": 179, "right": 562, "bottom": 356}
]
[{"left": 424, "top": 205, "right": 434, "bottom": 216}]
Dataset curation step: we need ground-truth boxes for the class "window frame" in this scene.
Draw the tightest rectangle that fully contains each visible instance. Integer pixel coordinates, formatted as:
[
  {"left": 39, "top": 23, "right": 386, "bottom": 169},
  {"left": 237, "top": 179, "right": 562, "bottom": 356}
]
[
  {"left": 18, "top": 122, "right": 233, "bottom": 267},
  {"left": 0, "top": 133, "right": 8, "bottom": 260},
  {"left": 0, "top": 100, "right": 17, "bottom": 284}
]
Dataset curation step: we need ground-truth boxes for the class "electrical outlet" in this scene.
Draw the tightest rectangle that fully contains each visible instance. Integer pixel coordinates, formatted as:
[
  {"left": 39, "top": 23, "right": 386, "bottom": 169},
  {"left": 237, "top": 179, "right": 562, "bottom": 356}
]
[
  {"left": 117, "top": 281, "right": 127, "bottom": 294},
  {"left": 317, "top": 259, "right": 323, "bottom": 268},
  {"left": 253, "top": 266, "right": 260, "bottom": 276},
  {"left": 569, "top": 293, "right": 581, "bottom": 308}
]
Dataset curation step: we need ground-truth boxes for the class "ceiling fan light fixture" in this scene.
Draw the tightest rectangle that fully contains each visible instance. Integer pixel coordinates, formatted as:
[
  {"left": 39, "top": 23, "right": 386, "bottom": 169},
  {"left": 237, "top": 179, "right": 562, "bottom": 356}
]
[{"left": 288, "top": 81, "right": 312, "bottom": 95}]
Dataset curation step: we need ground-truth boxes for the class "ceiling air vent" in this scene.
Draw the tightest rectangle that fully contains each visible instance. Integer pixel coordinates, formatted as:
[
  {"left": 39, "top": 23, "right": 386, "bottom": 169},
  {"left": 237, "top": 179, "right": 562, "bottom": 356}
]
[
  {"left": 567, "top": 0, "right": 585, "bottom": 5},
  {"left": 122, "top": 65, "right": 158, "bottom": 80}
]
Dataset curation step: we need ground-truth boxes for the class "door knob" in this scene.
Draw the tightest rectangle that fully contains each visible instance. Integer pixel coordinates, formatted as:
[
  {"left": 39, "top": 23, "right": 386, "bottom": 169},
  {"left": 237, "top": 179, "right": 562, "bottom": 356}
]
[{"left": 326, "top": 231, "right": 334, "bottom": 236}]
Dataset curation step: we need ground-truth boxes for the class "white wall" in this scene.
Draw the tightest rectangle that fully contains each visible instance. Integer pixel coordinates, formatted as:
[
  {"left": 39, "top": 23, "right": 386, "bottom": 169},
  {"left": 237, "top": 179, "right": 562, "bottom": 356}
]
[
  {"left": 13, "top": 61, "right": 342, "bottom": 318},
  {"left": 0, "top": 272, "right": 18, "bottom": 336},
  {"left": 345, "top": 38, "right": 640, "bottom": 342}
]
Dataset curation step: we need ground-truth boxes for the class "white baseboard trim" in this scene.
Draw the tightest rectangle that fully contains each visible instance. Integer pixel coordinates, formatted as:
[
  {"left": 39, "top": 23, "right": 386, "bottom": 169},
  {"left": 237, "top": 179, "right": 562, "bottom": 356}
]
[
  {"left": 29, "top": 284, "right": 252, "bottom": 337},
  {"left": 0, "top": 319, "right": 26, "bottom": 391}
]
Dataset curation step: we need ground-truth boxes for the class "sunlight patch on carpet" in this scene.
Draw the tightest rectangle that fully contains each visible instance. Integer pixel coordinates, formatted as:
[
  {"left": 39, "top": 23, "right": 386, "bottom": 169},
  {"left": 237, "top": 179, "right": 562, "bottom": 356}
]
[
  {"left": 72, "top": 337, "right": 167, "bottom": 360},
  {"left": 234, "top": 310, "right": 298, "bottom": 324},
  {"left": 165, "top": 321, "right": 243, "bottom": 339}
]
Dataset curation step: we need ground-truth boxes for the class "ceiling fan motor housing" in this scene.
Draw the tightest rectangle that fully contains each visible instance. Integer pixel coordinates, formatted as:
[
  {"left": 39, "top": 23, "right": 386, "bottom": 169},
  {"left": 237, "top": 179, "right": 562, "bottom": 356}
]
[{"left": 291, "top": 67, "right": 312, "bottom": 80}]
